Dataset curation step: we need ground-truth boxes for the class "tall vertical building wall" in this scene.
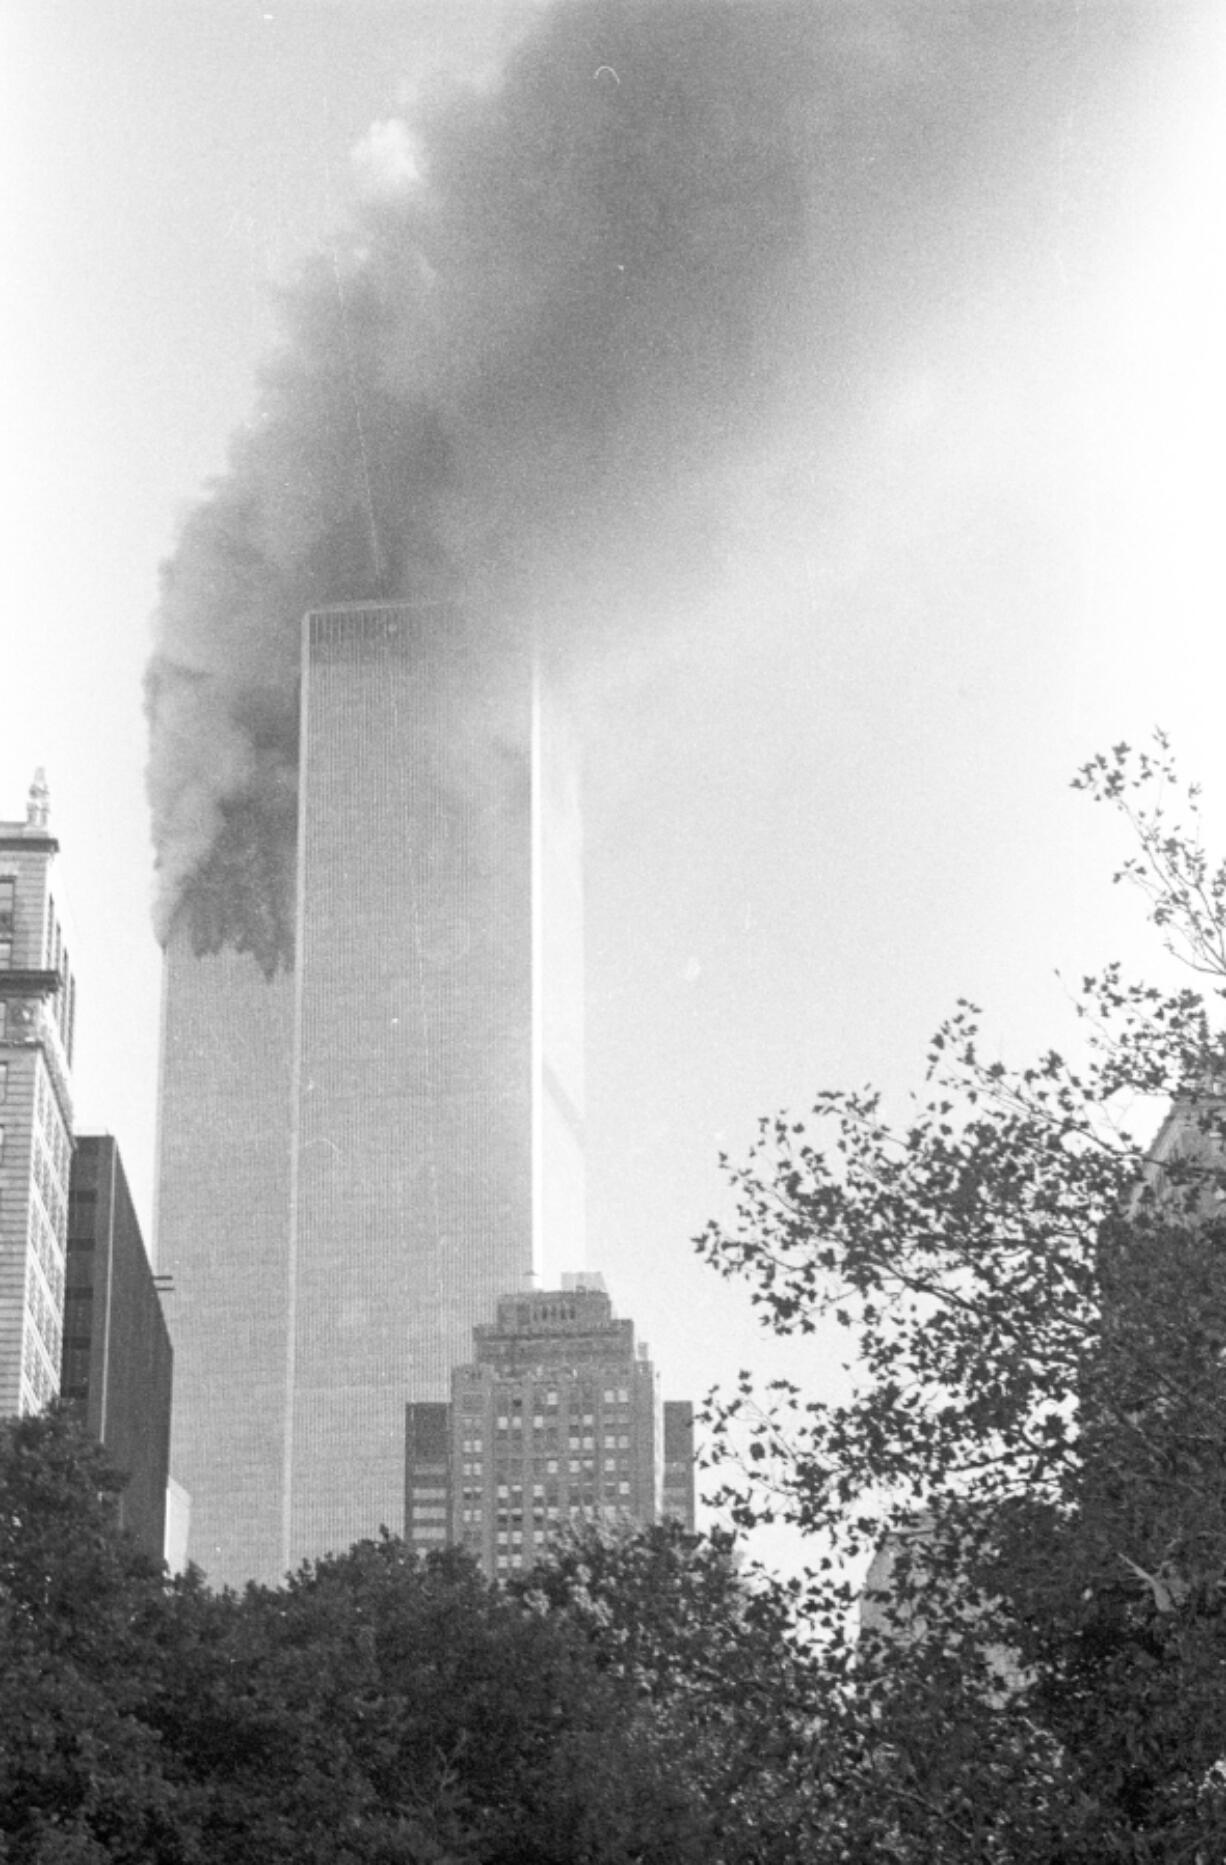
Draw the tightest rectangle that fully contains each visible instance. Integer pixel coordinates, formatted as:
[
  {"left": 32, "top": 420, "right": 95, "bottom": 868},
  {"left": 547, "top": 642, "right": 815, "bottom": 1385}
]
[
  {"left": 62, "top": 1137, "right": 173, "bottom": 1563},
  {"left": 156, "top": 603, "right": 585, "bottom": 1587},
  {"left": 0, "top": 777, "right": 76, "bottom": 1418},
  {"left": 156, "top": 938, "right": 295, "bottom": 1582}
]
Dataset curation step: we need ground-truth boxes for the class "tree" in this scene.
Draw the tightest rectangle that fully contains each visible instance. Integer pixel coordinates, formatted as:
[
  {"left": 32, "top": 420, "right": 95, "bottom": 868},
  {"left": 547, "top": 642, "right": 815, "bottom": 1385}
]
[
  {"left": 516, "top": 1517, "right": 823, "bottom": 1861},
  {"left": 0, "top": 1406, "right": 180, "bottom": 1863},
  {"left": 4, "top": 1410, "right": 787, "bottom": 1863},
  {"left": 145, "top": 1532, "right": 713, "bottom": 1865},
  {"left": 696, "top": 735, "right": 1226, "bottom": 1859}
]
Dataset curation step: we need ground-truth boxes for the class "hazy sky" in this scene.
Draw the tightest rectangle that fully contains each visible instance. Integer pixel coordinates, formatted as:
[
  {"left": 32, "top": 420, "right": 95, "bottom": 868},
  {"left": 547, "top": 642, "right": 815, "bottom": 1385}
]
[{"left": 2, "top": 0, "right": 1224, "bottom": 1555}]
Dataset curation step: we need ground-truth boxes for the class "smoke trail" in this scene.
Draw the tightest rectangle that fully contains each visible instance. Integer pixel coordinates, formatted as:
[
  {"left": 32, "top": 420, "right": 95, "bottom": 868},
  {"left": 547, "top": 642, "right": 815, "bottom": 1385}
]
[{"left": 146, "top": 0, "right": 1147, "bottom": 973}]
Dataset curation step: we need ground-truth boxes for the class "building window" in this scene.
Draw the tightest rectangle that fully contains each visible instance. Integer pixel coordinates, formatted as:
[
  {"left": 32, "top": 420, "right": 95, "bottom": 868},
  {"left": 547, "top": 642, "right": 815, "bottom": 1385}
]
[{"left": 0, "top": 1063, "right": 7, "bottom": 1103}]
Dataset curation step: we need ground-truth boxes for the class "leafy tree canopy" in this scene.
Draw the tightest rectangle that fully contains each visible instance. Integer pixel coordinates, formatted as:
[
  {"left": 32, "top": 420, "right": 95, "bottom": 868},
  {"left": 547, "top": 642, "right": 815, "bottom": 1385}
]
[
  {"left": 0, "top": 1413, "right": 814, "bottom": 1864},
  {"left": 697, "top": 734, "right": 1226, "bottom": 1858}
]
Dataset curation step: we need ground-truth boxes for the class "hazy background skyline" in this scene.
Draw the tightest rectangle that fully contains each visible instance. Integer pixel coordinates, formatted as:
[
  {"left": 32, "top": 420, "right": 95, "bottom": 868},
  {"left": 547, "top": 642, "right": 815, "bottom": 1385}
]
[{"left": 2, "top": 0, "right": 1224, "bottom": 1552}]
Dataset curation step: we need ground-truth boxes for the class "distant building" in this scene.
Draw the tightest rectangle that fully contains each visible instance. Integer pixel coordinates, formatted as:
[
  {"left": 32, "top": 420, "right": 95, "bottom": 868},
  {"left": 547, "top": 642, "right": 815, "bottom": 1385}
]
[
  {"left": 663, "top": 1398, "right": 696, "bottom": 1526},
  {"left": 1135, "top": 1087, "right": 1226, "bottom": 1219},
  {"left": 61, "top": 1137, "right": 173, "bottom": 1564},
  {"left": 156, "top": 603, "right": 585, "bottom": 1586},
  {"left": 0, "top": 773, "right": 76, "bottom": 1416},
  {"left": 406, "top": 1275, "right": 695, "bottom": 1578}
]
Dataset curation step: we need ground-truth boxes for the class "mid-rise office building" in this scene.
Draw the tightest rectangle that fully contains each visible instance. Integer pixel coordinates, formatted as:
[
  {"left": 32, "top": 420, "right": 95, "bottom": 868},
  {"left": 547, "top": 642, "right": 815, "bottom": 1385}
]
[
  {"left": 0, "top": 774, "right": 76, "bottom": 1416},
  {"left": 156, "top": 604, "right": 584, "bottom": 1586},
  {"left": 406, "top": 1276, "right": 695, "bottom": 1578},
  {"left": 61, "top": 1136, "right": 173, "bottom": 1563}
]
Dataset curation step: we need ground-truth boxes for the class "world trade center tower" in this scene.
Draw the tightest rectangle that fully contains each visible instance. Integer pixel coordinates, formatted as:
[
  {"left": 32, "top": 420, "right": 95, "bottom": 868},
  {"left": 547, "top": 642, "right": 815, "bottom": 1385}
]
[{"left": 155, "top": 604, "right": 584, "bottom": 1587}]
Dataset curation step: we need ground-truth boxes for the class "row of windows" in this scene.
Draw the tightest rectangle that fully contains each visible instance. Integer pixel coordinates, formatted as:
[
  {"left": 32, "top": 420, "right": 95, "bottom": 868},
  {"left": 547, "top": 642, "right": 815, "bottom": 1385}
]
[
  {"left": 493, "top": 1490, "right": 631, "bottom": 1525},
  {"left": 41, "top": 1116, "right": 70, "bottom": 1196},
  {"left": 463, "top": 1453, "right": 633, "bottom": 1477},
  {"left": 22, "top": 1321, "right": 57, "bottom": 1411},
  {"left": 488, "top": 1437, "right": 633, "bottom": 1460},
  {"left": 29, "top": 1201, "right": 65, "bottom": 1309},
  {"left": 485, "top": 1534, "right": 632, "bottom": 1570},
  {"left": 25, "top": 1259, "right": 62, "bottom": 1368},
  {"left": 32, "top": 1139, "right": 66, "bottom": 1246},
  {"left": 463, "top": 1386, "right": 633, "bottom": 1413},
  {"left": 491, "top": 1516, "right": 630, "bottom": 1541},
  {"left": 0, "top": 871, "right": 75, "bottom": 1060},
  {"left": 43, "top": 896, "right": 77, "bottom": 1066},
  {"left": 61, "top": 1338, "right": 91, "bottom": 1401},
  {"left": 460, "top": 1477, "right": 635, "bottom": 1505},
  {"left": 35, "top": 1068, "right": 71, "bottom": 1190},
  {"left": 490, "top": 1411, "right": 628, "bottom": 1433},
  {"left": 494, "top": 1472, "right": 633, "bottom": 1501}
]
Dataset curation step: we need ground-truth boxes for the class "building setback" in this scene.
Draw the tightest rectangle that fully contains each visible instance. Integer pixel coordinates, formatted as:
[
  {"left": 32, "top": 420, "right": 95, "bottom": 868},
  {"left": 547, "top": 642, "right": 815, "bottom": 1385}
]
[
  {"left": 0, "top": 774, "right": 76, "bottom": 1417},
  {"left": 61, "top": 1137, "right": 173, "bottom": 1564},
  {"left": 405, "top": 1277, "right": 695, "bottom": 1579},
  {"left": 156, "top": 603, "right": 584, "bottom": 1587}
]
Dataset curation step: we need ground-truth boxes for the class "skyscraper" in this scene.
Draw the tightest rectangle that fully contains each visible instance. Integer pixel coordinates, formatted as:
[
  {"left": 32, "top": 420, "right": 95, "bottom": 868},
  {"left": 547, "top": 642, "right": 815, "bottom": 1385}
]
[
  {"left": 405, "top": 1275, "right": 695, "bottom": 1580},
  {"left": 0, "top": 774, "right": 76, "bottom": 1418},
  {"left": 156, "top": 603, "right": 584, "bottom": 1586}
]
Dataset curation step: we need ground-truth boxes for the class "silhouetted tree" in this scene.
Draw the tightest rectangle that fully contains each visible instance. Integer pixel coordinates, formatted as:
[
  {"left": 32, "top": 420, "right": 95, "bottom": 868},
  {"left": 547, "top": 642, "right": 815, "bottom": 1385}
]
[
  {"left": 1, "top": 1411, "right": 819, "bottom": 1862},
  {"left": 698, "top": 735, "right": 1226, "bottom": 1859}
]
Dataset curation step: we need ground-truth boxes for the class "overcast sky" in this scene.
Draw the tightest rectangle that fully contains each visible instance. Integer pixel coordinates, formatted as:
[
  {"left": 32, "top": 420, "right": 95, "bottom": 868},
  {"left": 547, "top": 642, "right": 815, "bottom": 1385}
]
[{"left": 2, "top": 0, "right": 1224, "bottom": 1559}]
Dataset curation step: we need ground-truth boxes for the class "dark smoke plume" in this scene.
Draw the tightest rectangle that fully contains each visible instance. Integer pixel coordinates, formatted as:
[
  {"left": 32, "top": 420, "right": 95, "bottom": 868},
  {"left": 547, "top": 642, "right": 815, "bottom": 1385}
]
[{"left": 147, "top": 0, "right": 1146, "bottom": 974}]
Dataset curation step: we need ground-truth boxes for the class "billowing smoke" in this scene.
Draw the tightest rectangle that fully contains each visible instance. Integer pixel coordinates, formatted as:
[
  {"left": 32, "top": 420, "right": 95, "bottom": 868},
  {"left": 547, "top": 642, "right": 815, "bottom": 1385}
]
[{"left": 147, "top": 0, "right": 1145, "bottom": 974}]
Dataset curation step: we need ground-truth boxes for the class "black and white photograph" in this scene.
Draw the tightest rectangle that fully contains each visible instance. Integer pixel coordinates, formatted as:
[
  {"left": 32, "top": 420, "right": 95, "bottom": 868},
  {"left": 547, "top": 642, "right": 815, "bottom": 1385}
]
[{"left": 2, "top": 1, "right": 1225, "bottom": 1855}]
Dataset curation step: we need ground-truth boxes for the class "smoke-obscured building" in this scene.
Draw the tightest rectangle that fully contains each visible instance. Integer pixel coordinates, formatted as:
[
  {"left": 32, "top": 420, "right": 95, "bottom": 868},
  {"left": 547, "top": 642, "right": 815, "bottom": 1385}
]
[
  {"left": 0, "top": 774, "right": 76, "bottom": 1417},
  {"left": 405, "top": 1276, "right": 695, "bottom": 1579},
  {"left": 61, "top": 1136, "right": 173, "bottom": 1564},
  {"left": 156, "top": 603, "right": 584, "bottom": 1587}
]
